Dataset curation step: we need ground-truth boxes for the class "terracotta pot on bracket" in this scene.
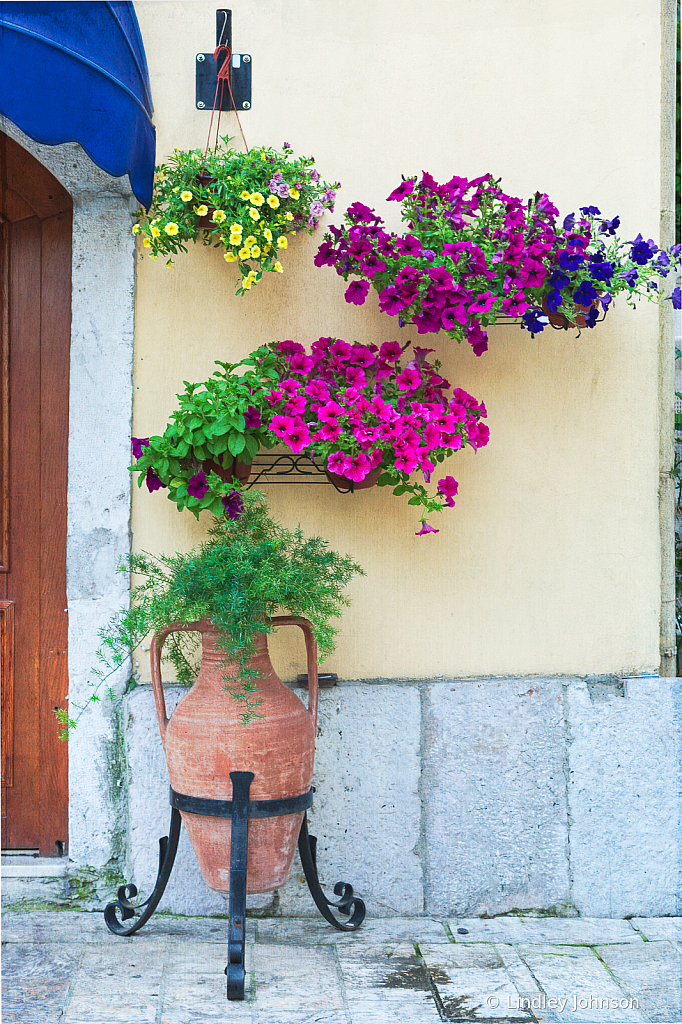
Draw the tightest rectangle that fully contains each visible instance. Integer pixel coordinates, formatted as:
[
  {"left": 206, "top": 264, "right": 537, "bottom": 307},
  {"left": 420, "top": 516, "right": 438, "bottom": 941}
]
[
  {"left": 150, "top": 616, "right": 318, "bottom": 894},
  {"left": 541, "top": 296, "right": 600, "bottom": 330},
  {"left": 196, "top": 171, "right": 217, "bottom": 228},
  {"left": 203, "top": 456, "right": 252, "bottom": 485},
  {"left": 324, "top": 466, "right": 382, "bottom": 491}
]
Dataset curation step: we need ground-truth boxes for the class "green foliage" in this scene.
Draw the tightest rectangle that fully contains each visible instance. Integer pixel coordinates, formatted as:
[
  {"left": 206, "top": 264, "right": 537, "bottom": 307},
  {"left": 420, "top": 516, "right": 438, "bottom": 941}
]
[
  {"left": 133, "top": 137, "right": 339, "bottom": 293},
  {"left": 129, "top": 358, "right": 279, "bottom": 517},
  {"left": 59, "top": 492, "right": 363, "bottom": 734}
]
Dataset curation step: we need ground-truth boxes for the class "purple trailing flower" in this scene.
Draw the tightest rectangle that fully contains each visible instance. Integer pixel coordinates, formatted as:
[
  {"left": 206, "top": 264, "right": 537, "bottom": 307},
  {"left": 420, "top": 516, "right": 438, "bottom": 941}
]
[
  {"left": 630, "top": 234, "right": 656, "bottom": 266},
  {"left": 573, "top": 280, "right": 599, "bottom": 307},
  {"left": 580, "top": 205, "right": 601, "bottom": 217},
  {"left": 345, "top": 280, "right": 370, "bottom": 305},
  {"left": 668, "top": 286, "right": 681, "bottom": 310},
  {"left": 132, "top": 436, "right": 150, "bottom": 459},
  {"left": 387, "top": 179, "right": 415, "bottom": 202},
  {"left": 244, "top": 405, "right": 262, "bottom": 429},
  {"left": 415, "top": 520, "right": 439, "bottom": 536},
  {"left": 310, "top": 200, "right": 325, "bottom": 218},
  {"left": 585, "top": 304, "right": 600, "bottom": 328},
  {"left": 277, "top": 182, "right": 291, "bottom": 199},
  {"left": 145, "top": 467, "right": 165, "bottom": 492},
  {"left": 599, "top": 215, "right": 620, "bottom": 235},
  {"left": 522, "top": 308, "right": 549, "bottom": 335},
  {"left": 621, "top": 268, "right": 639, "bottom": 287},
  {"left": 437, "top": 476, "right": 459, "bottom": 507},
  {"left": 187, "top": 471, "right": 209, "bottom": 499},
  {"left": 221, "top": 489, "right": 244, "bottom": 520}
]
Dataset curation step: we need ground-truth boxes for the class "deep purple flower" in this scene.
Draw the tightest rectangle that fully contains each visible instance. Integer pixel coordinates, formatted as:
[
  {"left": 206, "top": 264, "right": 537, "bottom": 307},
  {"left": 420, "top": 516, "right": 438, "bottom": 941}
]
[
  {"left": 395, "top": 234, "right": 423, "bottom": 256},
  {"left": 346, "top": 201, "right": 377, "bottom": 223},
  {"left": 413, "top": 310, "right": 442, "bottom": 334},
  {"left": 536, "top": 194, "right": 559, "bottom": 219},
  {"left": 283, "top": 141, "right": 292, "bottom": 150},
  {"left": 630, "top": 234, "right": 656, "bottom": 265},
  {"left": 548, "top": 270, "right": 570, "bottom": 291},
  {"left": 132, "top": 437, "right": 150, "bottom": 459},
  {"left": 521, "top": 308, "right": 549, "bottom": 335},
  {"left": 558, "top": 250, "right": 585, "bottom": 272},
  {"left": 579, "top": 205, "right": 601, "bottom": 216},
  {"left": 545, "top": 289, "right": 563, "bottom": 314},
  {"left": 668, "top": 286, "right": 681, "bottom": 310},
  {"left": 573, "top": 280, "right": 598, "bottom": 306},
  {"left": 415, "top": 520, "right": 439, "bottom": 536},
  {"left": 387, "top": 179, "right": 415, "bottom": 202},
  {"left": 244, "top": 405, "right": 261, "bottom": 429},
  {"left": 378, "top": 285, "right": 406, "bottom": 316},
  {"left": 589, "top": 259, "right": 614, "bottom": 282},
  {"left": 221, "top": 489, "right": 244, "bottom": 519},
  {"left": 585, "top": 304, "right": 600, "bottom": 328},
  {"left": 145, "top": 467, "right": 165, "bottom": 492},
  {"left": 621, "top": 269, "right": 639, "bottom": 287},
  {"left": 599, "top": 215, "right": 620, "bottom": 235},
  {"left": 422, "top": 249, "right": 436, "bottom": 262},
  {"left": 345, "top": 280, "right": 370, "bottom": 306},
  {"left": 378, "top": 341, "right": 403, "bottom": 362},
  {"left": 187, "top": 471, "right": 208, "bottom": 499},
  {"left": 563, "top": 213, "right": 576, "bottom": 231}
]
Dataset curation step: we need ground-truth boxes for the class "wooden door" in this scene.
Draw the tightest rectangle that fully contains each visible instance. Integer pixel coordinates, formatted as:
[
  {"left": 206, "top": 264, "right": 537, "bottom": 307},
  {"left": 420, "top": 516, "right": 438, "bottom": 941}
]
[{"left": 1, "top": 132, "right": 71, "bottom": 855}]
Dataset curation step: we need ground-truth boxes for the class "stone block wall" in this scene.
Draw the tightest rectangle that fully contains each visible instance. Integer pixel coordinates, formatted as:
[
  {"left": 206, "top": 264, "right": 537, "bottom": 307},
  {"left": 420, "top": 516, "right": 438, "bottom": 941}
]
[{"left": 122, "top": 675, "right": 681, "bottom": 919}]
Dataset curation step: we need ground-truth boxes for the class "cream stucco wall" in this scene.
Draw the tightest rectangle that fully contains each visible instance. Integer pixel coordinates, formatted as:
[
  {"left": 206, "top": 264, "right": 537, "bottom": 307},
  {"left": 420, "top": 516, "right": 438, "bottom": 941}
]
[{"left": 131, "top": 0, "right": 665, "bottom": 683}]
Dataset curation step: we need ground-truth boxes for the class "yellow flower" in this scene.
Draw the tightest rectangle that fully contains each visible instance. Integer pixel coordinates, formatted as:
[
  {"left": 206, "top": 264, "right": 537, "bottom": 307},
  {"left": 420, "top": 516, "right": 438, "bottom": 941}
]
[
  {"left": 263, "top": 227, "right": 273, "bottom": 242},
  {"left": 250, "top": 192, "right": 264, "bottom": 206},
  {"left": 229, "top": 234, "right": 242, "bottom": 246},
  {"left": 151, "top": 225, "right": 161, "bottom": 238},
  {"left": 284, "top": 211, "right": 294, "bottom": 221},
  {"left": 263, "top": 245, "right": 271, "bottom": 255},
  {"left": 132, "top": 224, "right": 140, "bottom": 235},
  {"left": 194, "top": 205, "right": 208, "bottom": 217},
  {"left": 250, "top": 245, "right": 261, "bottom": 258},
  {"left": 274, "top": 261, "right": 284, "bottom": 273},
  {"left": 247, "top": 270, "right": 258, "bottom": 283},
  {"left": 267, "top": 195, "right": 280, "bottom": 209},
  {"left": 180, "top": 190, "right": 193, "bottom": 202},
  {"left": 224, "top": 251, "right": 238, "bottom": 262},
  {"left": 277, "top": 236, "right": 288, "bottom": 249},
  {"left": 149, "top": 253, "right": 158, "bottom": 261},
  {"left": 249, "top": 208, "right": 260, "bottom": 221},
  {"left": 230, "top": 222, "right": 243, "bottom": 235},
  {"left": 244, "top": 235, "right": 257, "bottom": 247},
  {"left": 239, "top": 246, "right": 252, "bottom": 259},
  {"left": 212, "top": 210, "right": 227, "bottom": 223},
  {"left": 165, "top": 222, "right": 179, "bottom": 236},
  {"left": 289, "top": 187, "right": 299, "bottom": 199},
  {"left": 165, "top": 259, "right": 176, "bottom": 269},
  {"left": 242, "top": 277, "right": 253, "bottom": 290},
  {"left": 240, "top": 190, "right": 251, "bottom": 200},
  {"left": 143, "top": 238, "right": 151, "bottom": 248},
  {"left": 260, "top": 153, "right": 266, "bottom": 161}
]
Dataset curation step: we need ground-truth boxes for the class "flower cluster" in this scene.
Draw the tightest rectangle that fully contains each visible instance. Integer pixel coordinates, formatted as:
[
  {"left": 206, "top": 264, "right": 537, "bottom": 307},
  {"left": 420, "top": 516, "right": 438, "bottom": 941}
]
[
  {"left": 316, "top": 173, "right": 681, "bottom": 351},
  {"left": 316, "top": 173, "right": 562, "bottom": 355},
  {"left": 246, "top": 337, "right": 489, "bottom": 532},
  {"left": 521, "top": 207, "right": 682, "bottom": 334},
  {"left": 133, "top": 137, "right": 339, "bottom": 294},
  {"left": 129, "top": 360, "right": 278, "bottom": 518}
]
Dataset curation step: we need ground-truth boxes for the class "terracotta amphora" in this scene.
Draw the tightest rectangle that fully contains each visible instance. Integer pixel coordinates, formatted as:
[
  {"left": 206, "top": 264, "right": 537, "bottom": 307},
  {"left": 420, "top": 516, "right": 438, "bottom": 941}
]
[{"left": 150, "top": 616, "right": 318, "bottom": 894}]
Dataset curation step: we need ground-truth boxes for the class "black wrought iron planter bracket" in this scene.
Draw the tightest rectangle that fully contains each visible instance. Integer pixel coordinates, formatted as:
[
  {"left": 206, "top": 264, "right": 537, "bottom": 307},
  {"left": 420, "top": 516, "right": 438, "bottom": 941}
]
[{"left": 103, "top": 771, "right": 366, "bottom": 1001}]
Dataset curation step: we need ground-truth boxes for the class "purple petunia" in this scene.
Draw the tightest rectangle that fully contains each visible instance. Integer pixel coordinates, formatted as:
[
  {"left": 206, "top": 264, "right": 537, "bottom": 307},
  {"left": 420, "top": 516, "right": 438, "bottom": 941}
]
[
  {"left": 145, "top": 467, "right": 166, "bottom": 492},
  {"left": 187, "top": 472, "right": 209, "bottom": 499},
  {"left": 437, "top": 476, "right": 459, "bottom": 507},
  {"left": 387, "top": 179, "right": 415, "bottom": 202},
  {"left": 630, "top": 234, "right": 656, "bottom": 266},
  {"left": 345, "top": 280, "right": 370, "bottom": 305},
  {"left": 132, "top": 437, "right": 150, "bottom": 459},
  {"left": 668, "top": 286, "right": 681, "bottom": 310},
  {"left": 415, "top": 520, "right": 439, "bottom": 536},
  {"left": 221, "top": 489, "right": 244, "bottom": 520},
  {"left": 244, "top": 405, "right": 262, "bottom": 429}
]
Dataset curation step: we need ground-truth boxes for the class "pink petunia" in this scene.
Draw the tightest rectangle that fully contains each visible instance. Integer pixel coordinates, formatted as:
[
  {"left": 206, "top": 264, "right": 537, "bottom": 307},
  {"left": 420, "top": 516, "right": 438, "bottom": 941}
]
[
  {"left": 437, "top": 476, "right": 459, "bottom": 507},
  {"left": 415, "top": 520, "right": 439, "bottom": 536},
  {"left": 327, "top": 450, "right": 349, "bottom": 474},
  {"left": 281, "top": 420, "right": 311, "bottom": 453},
  {"left": 378, "top": 341, "right": 403, "bottom": 362},
  {"left": 345, "top": 280, "right": 370, "bottom": 306},
  {"left": 397, "top": 366, "right": 423, "bottom": 391}
]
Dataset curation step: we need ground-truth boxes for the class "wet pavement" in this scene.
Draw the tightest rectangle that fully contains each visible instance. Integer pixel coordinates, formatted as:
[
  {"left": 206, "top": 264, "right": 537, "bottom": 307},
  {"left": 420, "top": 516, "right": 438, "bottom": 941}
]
[{"left": 1, "top": 911, "right": 680, "bottom": 1023}]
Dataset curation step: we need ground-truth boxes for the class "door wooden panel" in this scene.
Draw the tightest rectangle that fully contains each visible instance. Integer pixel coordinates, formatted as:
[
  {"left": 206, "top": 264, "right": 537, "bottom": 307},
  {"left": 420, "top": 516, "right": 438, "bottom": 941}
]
[{"left": 1, "top": 133, "right": 70, "bottom": 854}]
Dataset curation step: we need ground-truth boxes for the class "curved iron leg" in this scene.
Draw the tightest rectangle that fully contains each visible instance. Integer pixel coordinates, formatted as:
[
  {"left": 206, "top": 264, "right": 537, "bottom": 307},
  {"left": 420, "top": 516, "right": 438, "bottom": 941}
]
[
  {"left": 298, "top": 813, "right": 366, "bottom": 931},
  {"left": 104, "top": 806, "right": 182, "bottom": 936},
  {"left": 226, "top": 771, "right": 253, "bottom": 1001}
]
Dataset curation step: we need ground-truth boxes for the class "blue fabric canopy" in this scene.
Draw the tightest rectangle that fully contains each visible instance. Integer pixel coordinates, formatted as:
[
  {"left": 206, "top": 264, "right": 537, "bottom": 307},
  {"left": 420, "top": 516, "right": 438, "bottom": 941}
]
[{"left": 0, "top": 1, "right": 155, "bottom": 208}]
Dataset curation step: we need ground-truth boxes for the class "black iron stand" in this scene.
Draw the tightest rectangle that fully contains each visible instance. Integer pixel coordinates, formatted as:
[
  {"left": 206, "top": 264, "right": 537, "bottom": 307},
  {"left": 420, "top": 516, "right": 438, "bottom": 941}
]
[{"left": 104, "top": 771, "right": 366, "bottom": 1000}]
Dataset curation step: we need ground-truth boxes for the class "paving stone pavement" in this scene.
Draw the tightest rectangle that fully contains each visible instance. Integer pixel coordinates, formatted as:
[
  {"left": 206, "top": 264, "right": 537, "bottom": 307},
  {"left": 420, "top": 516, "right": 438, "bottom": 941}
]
[{"left": 1, "top": 912, "right": 680, "bottom": 1023}]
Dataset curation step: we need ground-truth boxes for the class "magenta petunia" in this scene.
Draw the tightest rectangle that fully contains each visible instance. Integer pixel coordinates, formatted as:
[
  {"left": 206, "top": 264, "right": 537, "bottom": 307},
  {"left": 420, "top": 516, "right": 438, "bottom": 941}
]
[
  {"left": 378, "top": 285, "right": 406, "bottom": 316},
  {"left": 244, "top": 405, "right": 262, "bottom": 429},
  {"left": 415, "top": 520, "right": 439, "bottom": 535},
  {"left": 378, "top": 341, "right": 403, "bottom": 362},
  {"left": 387, "top": 179, "right": 415, "bottom": 202},
  {"left": 396, "top": 365, "right": 423, "bottom": 391},
  {"left": 437, "top": 476, "right": 459, "bottom": 507},
  {"left": 221, "top": 489, "right": 244, "bottom": 520},
  {"left": 187, "top": 471, "right": 209, "bottom": 499},
  {"left": 343, "top": 452, "right": 372, "bottom": 482},
  {"left": 281, "top": 421, "right": 311, "bottom": 453},
  {"left": 345, "top": 280, "right": 370, "bottom": 306},
  {"left": 327, "top": 450, "right": 349, "bottom": 474}
]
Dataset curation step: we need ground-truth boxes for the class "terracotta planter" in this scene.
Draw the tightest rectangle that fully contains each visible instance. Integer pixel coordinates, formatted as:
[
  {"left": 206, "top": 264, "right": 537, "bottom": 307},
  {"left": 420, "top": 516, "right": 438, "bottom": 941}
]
[
  {"left": 150, "top": 617, "right": 318, "bottom": 893},
  {"left": 196, "top": 171, "right": 217, "bottom": 228},
  {"left": 203, "top": 456, "right": 252, "bottom": 485},
  {"left": 542, "top": 296, "right": 599, "bottom": 330},
  {"left": 324, "top": 466, "right": 382, "bottom": 491}
]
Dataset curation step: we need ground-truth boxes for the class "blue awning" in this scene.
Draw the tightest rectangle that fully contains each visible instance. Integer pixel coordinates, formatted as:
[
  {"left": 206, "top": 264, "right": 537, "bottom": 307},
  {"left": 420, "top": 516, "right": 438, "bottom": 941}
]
[{"left": 0, "top": 1, "right": 155, "bottom": 208}]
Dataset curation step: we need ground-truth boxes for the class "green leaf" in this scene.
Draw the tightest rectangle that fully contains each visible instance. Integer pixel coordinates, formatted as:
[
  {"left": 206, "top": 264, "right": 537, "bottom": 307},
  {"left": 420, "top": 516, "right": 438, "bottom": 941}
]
[
  {"left": 227, "top": 432, "right": 246, "bottom": 456},
  {"left": 392, "top": 484, "right": 407, "bottom": 496}
]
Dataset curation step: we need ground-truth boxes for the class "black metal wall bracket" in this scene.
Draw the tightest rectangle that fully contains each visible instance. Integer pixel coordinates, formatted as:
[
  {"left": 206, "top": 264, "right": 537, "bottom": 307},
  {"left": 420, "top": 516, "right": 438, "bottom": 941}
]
[
  {"left": 103, "top": 772, "right": 366, "bottom": 1001},
  {"left": 196, "top": 9, "right": 252, "bottom": 111}
]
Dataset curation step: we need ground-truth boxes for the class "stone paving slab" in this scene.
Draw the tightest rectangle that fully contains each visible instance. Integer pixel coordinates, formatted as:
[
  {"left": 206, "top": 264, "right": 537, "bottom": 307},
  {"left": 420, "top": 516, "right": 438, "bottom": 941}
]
[
  {"left": 448, "top": 917, "right": 642, "bottom": 945},
  {"left": 256, "top": 915, "right": 449, "bottom": 946},
  {"left": 630, "top": 916, "right": 682, "bottom": 945},
  {"left": 598, "top": 940, "right": 682, "bottom": 1024},
  {"left": 2, "top": 912, "right": 681, "bottom": 1022}
]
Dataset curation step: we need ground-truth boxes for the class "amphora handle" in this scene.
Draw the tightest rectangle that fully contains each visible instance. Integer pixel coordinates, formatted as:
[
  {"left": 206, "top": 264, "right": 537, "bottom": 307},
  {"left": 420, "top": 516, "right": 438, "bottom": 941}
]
[
  {"left": 270, "top": 615, "right": 319, "bottom": 726},
  {"left": 150, "top": 620, "right": 203, "bottom": 747}
]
